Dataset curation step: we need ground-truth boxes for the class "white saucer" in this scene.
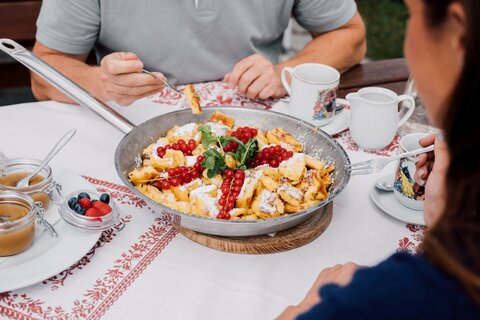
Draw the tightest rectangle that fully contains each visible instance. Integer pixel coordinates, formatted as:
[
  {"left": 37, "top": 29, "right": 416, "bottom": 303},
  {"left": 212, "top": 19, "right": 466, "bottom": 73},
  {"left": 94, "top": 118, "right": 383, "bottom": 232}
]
[
  {"left": 270, "top": 102, "right": 350, "bottom": 136},
  {"left": 370, "top": 175, "right": 426, "bottom": 226},
  {"left": 320, "top": 109, "right": 350, "bottom": 136},
  {"left": 0, "top": 165, "right": 101, "bottom": 292}
]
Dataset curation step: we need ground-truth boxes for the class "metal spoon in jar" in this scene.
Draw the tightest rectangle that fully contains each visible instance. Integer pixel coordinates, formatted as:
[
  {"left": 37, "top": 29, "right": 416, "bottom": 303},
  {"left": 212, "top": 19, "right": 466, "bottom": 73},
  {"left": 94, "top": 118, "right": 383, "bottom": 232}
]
[{"left": 15, "top": 129, "right": 76, "bottom": 188}]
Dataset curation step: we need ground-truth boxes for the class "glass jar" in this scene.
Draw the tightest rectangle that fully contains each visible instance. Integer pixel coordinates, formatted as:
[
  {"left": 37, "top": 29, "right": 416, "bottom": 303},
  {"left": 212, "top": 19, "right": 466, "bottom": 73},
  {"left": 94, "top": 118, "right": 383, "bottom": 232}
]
[
  {"left": 0, "top": 157, "right": 62, "bottom": 209},
  {"left": 0, "top": 190, "right": 37, "bottom": 256}
]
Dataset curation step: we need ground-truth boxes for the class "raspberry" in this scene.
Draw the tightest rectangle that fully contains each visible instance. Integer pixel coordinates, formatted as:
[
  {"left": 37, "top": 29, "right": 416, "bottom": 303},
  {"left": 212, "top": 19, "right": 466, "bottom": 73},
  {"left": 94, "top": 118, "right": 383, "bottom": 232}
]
[
  {"left": 92, "top": 201, "right": 112, "bottom": 215},
  {"left": 85, "top": 207, "right": 103, "bottom": 217},
  {"left": 78, "top": 198, "right": 92, "bottom": 210}
]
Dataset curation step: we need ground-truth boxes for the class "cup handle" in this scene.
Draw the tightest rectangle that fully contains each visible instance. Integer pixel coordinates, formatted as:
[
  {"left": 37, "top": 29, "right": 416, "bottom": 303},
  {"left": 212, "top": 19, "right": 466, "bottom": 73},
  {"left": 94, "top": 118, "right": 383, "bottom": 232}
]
[
  {"left": 397, "top": 94, "right": 416, "bottom": 128},
  {"left": 336, "top": 98, "right": 350, "bottom": 108},
  {"left": 280, "top": 67, "right": 294, "bottom": 95}
]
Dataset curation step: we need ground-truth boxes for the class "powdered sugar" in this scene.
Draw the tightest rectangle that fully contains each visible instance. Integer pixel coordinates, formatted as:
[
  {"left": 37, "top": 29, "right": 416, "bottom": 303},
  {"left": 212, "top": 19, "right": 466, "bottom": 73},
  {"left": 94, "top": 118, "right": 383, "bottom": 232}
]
[
  {"left": 205, "top": 122, "right": 230, "bottom": 137},
  {"left": 173, "top": 123, "right": 197, "bottom": 137},
  {"left": 259, "top": 190, "right": 278, "bottom": 215},
  {"left": 238, "top": 169, "right": 263, "bottom": 199}
]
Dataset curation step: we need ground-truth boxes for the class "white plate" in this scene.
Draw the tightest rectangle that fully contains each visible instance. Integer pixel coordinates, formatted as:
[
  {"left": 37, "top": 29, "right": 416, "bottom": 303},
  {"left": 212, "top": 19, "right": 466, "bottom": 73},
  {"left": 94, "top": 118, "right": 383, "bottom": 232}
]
[
  {"left": 0, "top": 165, "right": 101, "bottom": 292},
  {"left": 370, "top": 175, "right": 426, "bottom": 226},
  {"left": 271, "top": 102, "right": 350, "bottom": 136}
]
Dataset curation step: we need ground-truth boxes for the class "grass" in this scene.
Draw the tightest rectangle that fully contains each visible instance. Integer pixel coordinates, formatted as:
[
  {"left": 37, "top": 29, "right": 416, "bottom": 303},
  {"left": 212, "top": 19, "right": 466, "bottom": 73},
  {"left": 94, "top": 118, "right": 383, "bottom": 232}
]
[{"left": 357, "top": 0, "right": 409, "bottom": 60}]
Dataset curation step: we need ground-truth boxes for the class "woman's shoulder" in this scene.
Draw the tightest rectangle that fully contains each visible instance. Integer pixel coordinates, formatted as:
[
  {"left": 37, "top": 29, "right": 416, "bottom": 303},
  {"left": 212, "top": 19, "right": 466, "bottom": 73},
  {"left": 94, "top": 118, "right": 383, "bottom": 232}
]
[{"left": 298, "top": 252, "right": 479, "bottom": 320}]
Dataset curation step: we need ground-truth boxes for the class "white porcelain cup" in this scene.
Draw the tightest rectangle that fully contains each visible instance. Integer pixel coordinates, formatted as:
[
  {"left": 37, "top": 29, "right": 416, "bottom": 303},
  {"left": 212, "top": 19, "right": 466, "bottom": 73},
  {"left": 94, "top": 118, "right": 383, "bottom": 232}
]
[
  {"left": 346, "top": 87, "right": 415, "bottom": 150},
  {"left": 281, "top": 63, "right": 347, "bottom": 126},
  {"left": 393, "top": 133, "right": 429, "bottom": 211}
]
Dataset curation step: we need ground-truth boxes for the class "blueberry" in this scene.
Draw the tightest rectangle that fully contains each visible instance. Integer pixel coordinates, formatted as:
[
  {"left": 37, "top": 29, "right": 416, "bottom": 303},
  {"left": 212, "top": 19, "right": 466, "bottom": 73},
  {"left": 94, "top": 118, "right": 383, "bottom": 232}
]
[
  {"left": 78, "top": 192, "right": 91, "bottom": 200},
  {"left": 68, "top": 197, "right": 78, "bottom": 209},
  {"left": 99, "top": 193, "right": 110, "bottom": 204},
  {"left": 73, "top": 203, "right": 85, "bottom": 215}
]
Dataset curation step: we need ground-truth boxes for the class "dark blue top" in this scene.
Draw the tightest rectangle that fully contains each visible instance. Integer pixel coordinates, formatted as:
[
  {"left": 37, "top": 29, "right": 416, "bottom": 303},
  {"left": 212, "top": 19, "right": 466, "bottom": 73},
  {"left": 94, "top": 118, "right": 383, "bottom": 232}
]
[{"left": 298, "top": 252, "right": 479, "bottom": 320}]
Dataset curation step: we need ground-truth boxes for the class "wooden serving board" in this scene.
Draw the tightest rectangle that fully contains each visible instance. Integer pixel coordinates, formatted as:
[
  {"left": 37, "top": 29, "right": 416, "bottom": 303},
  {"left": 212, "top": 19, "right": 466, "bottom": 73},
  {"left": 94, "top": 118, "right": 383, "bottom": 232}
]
[{"left": 173, "top": 202, "right": 333, "bottom": 254}]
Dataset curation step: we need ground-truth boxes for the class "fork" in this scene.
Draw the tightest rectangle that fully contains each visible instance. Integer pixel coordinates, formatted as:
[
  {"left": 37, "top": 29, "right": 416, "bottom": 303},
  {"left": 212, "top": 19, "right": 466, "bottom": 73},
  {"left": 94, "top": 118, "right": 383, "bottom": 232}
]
[
  {"left": 350, "top": 145, "right": 434, "bottom": 175},
  {"left": 142, "top": 69, "right": 184, "bottom": 95}
]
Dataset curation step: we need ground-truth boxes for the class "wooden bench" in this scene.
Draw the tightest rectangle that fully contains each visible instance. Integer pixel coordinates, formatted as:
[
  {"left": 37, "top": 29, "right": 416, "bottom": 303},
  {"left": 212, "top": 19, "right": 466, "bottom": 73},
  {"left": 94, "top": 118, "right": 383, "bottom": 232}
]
[
  {"left": 0, "top": 0, "right": 42, "bottom": 88},
  {"left": 339, "top": 58, "right": 410, "bottom": 97}
]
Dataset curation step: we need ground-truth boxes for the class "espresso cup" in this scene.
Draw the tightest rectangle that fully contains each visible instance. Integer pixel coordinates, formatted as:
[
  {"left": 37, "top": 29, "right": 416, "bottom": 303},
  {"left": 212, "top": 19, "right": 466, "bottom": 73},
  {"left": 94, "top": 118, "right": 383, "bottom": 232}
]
[
  {"left": 281, "top": 63, "right": 346, "bottom": 126},
  {"left": 346, "top": 87, "right": 416, "bottom": 150},
  {"left": 393, "top": 133, "right": 429, "bottom": 211}
]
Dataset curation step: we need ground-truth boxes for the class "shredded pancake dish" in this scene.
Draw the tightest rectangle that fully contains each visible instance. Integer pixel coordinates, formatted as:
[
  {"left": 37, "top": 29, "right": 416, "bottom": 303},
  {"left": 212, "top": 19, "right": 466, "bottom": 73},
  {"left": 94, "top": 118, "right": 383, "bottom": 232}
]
[{"left": 128, "top": 112, "right": 335, "bottom": 220}]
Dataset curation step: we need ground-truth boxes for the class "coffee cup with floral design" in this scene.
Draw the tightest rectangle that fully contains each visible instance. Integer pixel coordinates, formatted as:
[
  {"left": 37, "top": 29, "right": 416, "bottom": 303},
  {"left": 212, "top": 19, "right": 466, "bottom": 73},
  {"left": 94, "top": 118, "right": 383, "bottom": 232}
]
[
  {"left": 394, "top": 133, "right": 429, "bottom": 211},
  {"left": 281, "top": 63, "right": 348, "bottom": 127}
]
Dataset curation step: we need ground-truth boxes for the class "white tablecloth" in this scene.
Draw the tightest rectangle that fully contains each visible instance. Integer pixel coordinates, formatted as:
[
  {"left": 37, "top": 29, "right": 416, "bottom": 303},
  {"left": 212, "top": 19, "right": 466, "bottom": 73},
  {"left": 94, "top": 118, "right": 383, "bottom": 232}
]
[{"left": 0, "top": 86, "right": 424, "bottom": 319}]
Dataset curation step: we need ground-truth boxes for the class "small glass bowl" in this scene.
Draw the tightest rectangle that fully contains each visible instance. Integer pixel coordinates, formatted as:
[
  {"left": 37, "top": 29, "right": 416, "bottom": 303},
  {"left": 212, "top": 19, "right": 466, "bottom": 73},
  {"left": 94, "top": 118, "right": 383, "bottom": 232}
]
[
  {"left": 0, "top": 190, "right": 37, "bottom": 256},
  {"left": 58, "top": 189, "right": 120, "bottom": 232}
]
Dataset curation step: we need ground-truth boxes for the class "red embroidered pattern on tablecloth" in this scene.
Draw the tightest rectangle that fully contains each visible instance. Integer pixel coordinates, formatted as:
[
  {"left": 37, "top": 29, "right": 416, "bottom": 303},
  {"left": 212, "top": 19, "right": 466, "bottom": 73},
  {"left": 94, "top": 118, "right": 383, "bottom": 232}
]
[
  {"left": 150, "top": 80, "right": 276, "bottom": 109},
  {"left": 42, "top": 216, "right": 132, "bottom": 291},
  {"left": 334, "top": 130, "right": 400, "bottom": 156},
  {"left": 0, "top": 177, "right": 178, "bottom": 320},
  {"left": 397, "top": 224, "right": 426, "bottom": 254}
]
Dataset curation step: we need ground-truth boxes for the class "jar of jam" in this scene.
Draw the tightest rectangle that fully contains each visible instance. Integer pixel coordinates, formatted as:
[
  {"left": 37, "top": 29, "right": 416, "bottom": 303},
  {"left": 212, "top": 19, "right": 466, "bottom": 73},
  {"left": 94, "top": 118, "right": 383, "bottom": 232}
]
[
  {"left": 0, "top": 157, "right": 62, "bottom": 209},
  {"left": 0, "top": 190, "right": 38, "bottom": 256}
]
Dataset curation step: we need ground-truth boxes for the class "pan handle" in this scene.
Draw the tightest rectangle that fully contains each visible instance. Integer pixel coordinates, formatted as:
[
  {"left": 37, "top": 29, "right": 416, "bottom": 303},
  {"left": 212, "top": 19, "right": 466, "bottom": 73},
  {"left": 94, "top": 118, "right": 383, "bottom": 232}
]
[{"left": 0, "top": 38, "right": 134, "bottom": 134}]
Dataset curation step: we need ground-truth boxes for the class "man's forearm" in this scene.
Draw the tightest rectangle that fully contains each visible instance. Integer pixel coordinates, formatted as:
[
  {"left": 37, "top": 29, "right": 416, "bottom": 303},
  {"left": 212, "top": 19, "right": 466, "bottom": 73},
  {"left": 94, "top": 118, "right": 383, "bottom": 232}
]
[
  {"left": 276, "top": 13, "right": 367, "bottom": 74},
  {"left": 31, "top": 45, "right": 104, "bottom": 103}
]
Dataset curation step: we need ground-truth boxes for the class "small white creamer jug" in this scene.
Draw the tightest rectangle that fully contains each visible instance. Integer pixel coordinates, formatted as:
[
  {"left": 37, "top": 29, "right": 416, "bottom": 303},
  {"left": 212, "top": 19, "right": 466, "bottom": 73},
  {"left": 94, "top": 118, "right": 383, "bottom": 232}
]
[{"left": 346, "top": 87, "right": 415, "bottom": 150}]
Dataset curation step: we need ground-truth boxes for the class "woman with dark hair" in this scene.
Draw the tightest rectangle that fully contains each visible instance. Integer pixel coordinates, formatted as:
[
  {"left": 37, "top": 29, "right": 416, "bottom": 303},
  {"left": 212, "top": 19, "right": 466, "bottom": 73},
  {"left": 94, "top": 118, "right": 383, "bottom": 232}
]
[{"left": 278, "top": 0, "right": 480, "bottom": 318}]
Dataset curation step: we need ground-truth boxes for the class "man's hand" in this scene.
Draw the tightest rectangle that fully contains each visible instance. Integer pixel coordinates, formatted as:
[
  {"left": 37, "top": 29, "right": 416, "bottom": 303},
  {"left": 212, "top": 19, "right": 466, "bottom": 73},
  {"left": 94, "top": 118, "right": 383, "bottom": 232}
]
[
  {"left": 224, "top": 53, "right": 287, "bottom": 100},
  {"left": 277, "top": 263, "right": 359, "bottom": 320},
  {"left": 415, "top": 133, "right": 449, "bottom": 226},
  {"left": 100, "top": 52, "right": 166, "bottom": 106}
]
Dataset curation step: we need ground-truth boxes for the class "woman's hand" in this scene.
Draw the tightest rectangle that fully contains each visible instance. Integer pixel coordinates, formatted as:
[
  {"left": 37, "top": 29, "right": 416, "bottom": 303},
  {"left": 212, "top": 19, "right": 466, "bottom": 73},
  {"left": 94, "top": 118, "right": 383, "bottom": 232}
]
[
  {"left": 415, "top": 133, "right": 450, "bottom": 226},
  {"left": 100, "top": 52, "right": 166, "bottom": 106},
  {"left": 277, "top": 263, "right": 359, "bottom": 320}
]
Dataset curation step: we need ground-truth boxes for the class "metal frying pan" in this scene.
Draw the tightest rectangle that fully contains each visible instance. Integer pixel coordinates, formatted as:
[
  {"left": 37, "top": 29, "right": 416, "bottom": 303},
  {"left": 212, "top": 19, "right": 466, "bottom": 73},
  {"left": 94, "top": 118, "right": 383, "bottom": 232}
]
[{"left": 0, "top": 39, "right": 351, "bottom": 237}]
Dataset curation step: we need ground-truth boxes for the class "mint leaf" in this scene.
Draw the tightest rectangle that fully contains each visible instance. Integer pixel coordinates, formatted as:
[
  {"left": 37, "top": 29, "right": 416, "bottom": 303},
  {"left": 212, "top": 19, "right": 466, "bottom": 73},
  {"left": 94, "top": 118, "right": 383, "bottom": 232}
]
[
  {"left": 231, "top": 138, "right": 259, "bottom": 169},
  {"left": 203, "top": 157, "right": 216, "bottom": 170},
  {"left": 219, "top": 136, "right": 230, "bottom": 148},
  {"left": 201, "top": 148, "right": 227, "bottom": 178},
  {"left": 199, "top": 125, "right": 217, "bottom": 148},
  {"left": 225, "top": 151, "right": 238, "bottom": 161},
  {"left": 240, "top": 138, "right": 258, "bottom": 167}
]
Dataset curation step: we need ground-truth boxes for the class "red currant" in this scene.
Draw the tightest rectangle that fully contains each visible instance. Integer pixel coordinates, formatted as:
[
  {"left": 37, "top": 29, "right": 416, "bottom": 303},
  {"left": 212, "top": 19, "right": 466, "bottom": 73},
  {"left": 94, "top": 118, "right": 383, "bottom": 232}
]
[
  {"left": 191, "top": 170, "right": 200, "bottom": 179},
  {"left": 161, "top": 180, "right": 171, "bottom": 189},
  {"left": 171, "top": 178, "right": 181, "bottom": 186},
  {"left": 234, "top": 170, "right": 245, "bottom": 180},
  {"left": 233, "top": 179, "right": 243, "bottom": 186},
  {"left": 270, "top": 159, "right": 279, "bottom": 168},
  {"left": 226, "top": 202, "right": 235, "bottom": 211}
]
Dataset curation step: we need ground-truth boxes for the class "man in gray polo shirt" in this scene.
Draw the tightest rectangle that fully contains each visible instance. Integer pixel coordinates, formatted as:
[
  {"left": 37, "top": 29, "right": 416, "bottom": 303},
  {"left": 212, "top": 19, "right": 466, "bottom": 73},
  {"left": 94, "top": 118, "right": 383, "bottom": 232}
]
[{"left": 31, "top": 0, "right": 366, "bottom": 106}]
